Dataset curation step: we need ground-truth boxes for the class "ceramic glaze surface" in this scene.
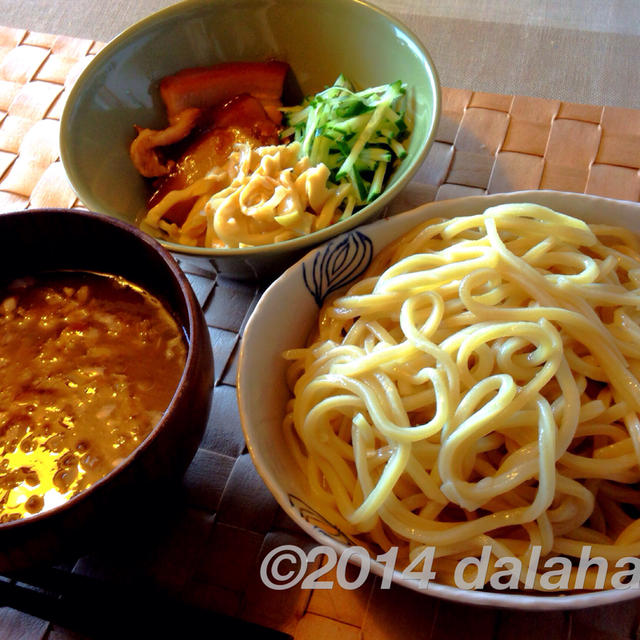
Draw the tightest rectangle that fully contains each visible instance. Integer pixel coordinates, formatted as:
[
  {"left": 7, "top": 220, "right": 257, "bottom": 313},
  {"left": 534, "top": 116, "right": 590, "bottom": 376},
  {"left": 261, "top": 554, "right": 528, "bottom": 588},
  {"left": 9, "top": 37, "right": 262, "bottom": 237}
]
[
  {"left": 238, "top": 190, "right": 640, "bottom": 611},
  {"left": 60, "top": 0, "right": 440, "bottom": 278}
]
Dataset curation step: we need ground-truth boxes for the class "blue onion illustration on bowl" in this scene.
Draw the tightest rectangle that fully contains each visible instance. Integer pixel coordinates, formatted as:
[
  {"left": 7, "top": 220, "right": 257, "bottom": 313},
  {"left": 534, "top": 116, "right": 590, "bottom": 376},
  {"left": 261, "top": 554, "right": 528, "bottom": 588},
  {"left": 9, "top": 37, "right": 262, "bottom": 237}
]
[
  {"left": 303, "top": 230, "right": 374, "bottom": 306},
  {"left": 288, "top": 494, "right": 356, "bottom": 546}
]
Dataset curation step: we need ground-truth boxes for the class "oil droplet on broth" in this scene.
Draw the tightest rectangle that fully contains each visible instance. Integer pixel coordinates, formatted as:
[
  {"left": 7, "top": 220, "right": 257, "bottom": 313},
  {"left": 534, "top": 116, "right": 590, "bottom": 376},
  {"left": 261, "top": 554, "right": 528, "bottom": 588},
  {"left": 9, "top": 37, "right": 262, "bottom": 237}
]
[{"left": 0, "top": 270, "right": 187, "bottom": 522}]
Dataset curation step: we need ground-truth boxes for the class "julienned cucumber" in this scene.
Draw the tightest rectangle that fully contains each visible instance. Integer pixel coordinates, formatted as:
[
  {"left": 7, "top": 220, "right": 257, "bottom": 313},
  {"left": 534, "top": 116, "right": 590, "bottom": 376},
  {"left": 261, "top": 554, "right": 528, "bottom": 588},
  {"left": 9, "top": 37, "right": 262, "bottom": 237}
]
[{"left": 280, "top": 75, "right": 409, "bottom": 215}]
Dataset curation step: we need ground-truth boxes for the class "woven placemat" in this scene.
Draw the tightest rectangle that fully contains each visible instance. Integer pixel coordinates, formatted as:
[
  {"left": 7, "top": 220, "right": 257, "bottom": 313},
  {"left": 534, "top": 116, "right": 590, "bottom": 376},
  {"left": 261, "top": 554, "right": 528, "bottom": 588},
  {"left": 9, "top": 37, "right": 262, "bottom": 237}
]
[{"left": 0, "top": 24, "right": 640, "bottom": 640}]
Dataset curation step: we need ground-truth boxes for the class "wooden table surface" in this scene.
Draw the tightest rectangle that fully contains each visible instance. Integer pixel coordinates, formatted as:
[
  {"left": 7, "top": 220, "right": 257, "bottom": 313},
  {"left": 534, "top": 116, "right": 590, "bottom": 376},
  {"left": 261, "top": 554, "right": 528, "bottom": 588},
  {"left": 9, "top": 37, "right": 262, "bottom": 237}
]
[{"left": 0, "top": 20, "right": 639, "bottom": 640}]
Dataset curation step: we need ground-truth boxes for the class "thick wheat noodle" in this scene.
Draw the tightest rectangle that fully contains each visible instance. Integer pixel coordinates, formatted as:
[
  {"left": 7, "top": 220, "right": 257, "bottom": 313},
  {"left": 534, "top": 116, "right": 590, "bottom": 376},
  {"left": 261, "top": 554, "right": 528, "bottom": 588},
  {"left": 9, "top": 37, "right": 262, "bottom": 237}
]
[
  {"left": 283, "top": 203, "right": 640, "bottom": 591},
  {"left": 143, "top": 141, "right": 353, "bottom": 248}
]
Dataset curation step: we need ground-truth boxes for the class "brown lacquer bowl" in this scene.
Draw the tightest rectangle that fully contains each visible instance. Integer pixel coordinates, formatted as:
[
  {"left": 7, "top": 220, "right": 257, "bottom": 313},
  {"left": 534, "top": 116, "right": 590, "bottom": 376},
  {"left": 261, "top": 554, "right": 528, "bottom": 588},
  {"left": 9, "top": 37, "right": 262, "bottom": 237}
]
[{"left": 0, "top": 208, "right": 214, "bottom": 573}]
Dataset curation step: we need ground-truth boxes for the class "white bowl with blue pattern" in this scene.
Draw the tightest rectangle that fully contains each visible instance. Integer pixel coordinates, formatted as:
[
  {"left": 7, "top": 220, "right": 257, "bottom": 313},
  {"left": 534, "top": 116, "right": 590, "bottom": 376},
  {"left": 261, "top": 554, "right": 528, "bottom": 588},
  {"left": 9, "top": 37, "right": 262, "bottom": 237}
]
[{"left": 238, "top": 190, "right": 640, "bottom": 609}]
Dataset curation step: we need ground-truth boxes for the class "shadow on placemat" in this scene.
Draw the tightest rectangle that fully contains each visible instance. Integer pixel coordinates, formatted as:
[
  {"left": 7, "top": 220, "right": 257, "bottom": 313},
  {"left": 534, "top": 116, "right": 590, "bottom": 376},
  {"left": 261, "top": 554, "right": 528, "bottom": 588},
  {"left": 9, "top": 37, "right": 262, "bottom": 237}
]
[{"left": 0, "top": 565, "right": 291, "bottom": 639}]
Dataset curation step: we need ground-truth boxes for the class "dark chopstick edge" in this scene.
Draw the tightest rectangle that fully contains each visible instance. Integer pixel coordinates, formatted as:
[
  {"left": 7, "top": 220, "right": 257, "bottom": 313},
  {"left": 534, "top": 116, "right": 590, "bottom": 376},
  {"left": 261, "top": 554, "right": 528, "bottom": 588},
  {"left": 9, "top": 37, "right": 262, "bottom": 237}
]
[{"left": 0, "top": 566, "right": 292, "bottom": 639}]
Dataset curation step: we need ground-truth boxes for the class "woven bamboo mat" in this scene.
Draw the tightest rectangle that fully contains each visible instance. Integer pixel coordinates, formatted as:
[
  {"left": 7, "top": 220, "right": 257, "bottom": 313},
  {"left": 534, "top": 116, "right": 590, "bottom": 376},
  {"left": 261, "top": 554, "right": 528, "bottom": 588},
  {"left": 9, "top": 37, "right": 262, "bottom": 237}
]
[{"left": 1, "top": 23, "right": 640, "bottom": 640}]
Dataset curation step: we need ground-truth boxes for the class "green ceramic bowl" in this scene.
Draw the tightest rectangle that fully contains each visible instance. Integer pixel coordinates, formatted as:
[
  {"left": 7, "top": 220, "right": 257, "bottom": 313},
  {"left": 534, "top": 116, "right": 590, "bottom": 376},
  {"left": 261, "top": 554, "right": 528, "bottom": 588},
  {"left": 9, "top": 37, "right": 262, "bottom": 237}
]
[{"left": 60, "top": 0, "right": 440, "bottom": 280}]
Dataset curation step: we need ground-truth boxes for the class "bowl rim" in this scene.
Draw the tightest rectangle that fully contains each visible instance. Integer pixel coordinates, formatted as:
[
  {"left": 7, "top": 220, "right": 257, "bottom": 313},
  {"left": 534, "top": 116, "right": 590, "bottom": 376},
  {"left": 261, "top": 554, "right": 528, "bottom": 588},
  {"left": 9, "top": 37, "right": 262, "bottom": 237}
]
[
  {"left": 238, "top": 189, "right": 640, "bottom": 610},
  {"left": 0, "top": 207, "right": 203, "bottom": 533},
  {"left": 59, "top": 0, "right": 441, "bottom": 259}
]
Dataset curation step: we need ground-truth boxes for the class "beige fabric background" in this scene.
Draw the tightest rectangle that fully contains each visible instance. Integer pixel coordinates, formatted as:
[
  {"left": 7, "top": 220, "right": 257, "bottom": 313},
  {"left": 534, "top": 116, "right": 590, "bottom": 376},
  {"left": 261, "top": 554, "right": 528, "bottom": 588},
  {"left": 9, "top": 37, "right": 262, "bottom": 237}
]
[{"left": 0, "top": 0, "right": 637, "bottom": 108}]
